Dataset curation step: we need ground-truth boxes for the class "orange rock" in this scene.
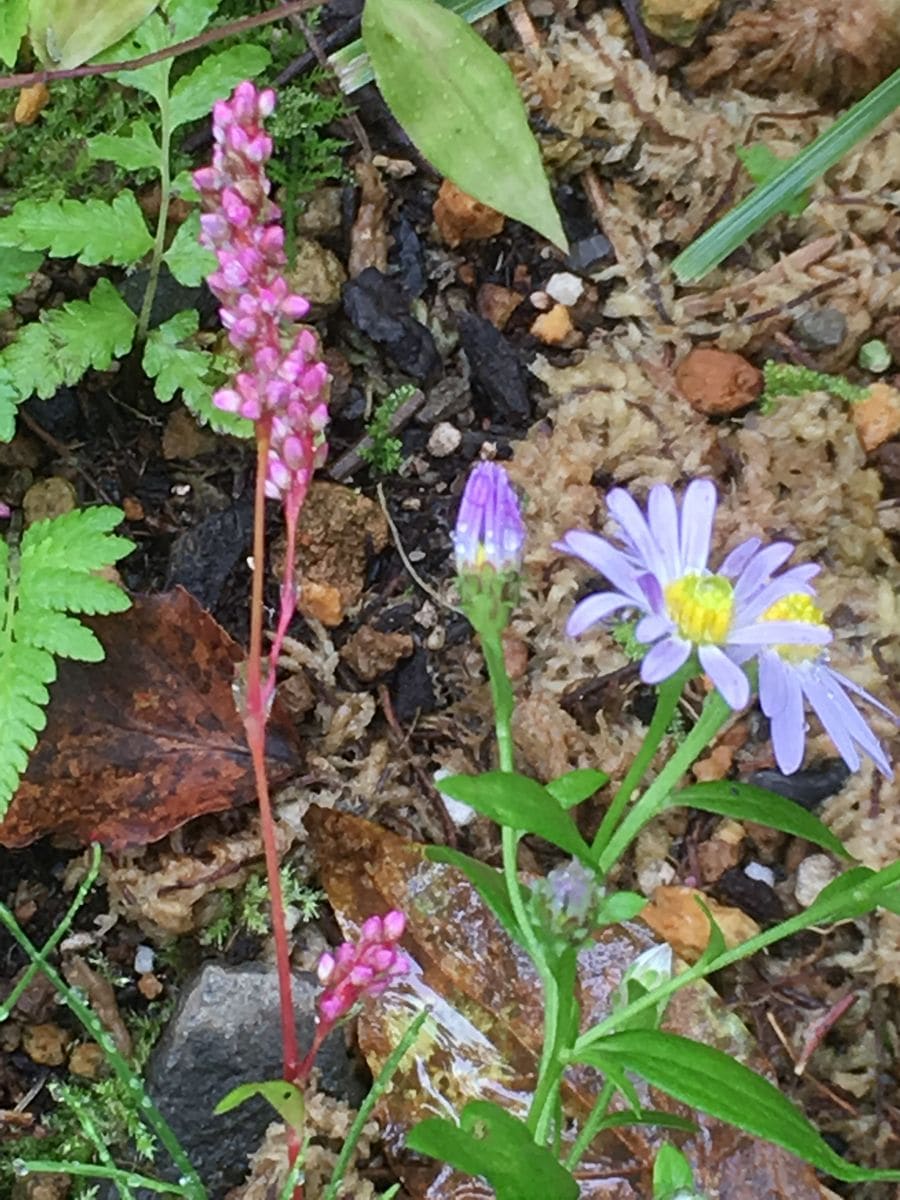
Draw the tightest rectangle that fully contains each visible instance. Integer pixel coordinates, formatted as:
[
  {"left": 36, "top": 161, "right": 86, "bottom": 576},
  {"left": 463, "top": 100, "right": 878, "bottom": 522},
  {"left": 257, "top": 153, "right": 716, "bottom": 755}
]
[
  {"left": 298, "top": 579, "right": 344, "bottom": 627},
  {"left": 433, "top": 179, "right": 505, "bottom": 247},
  {"left": 642, "top": 885, "right": 759, "bottom": 962},
  {"left": 68, "top": 1041, "right": 105, "bottom": 1078},
  {"left": 137, "top": 972, "right": 164, "bottom": 1001},
  {"left": 530, "top": 303, "right": 575, "bottom": 346},
  {"left": 852, "top": 381, "right": 900, "bottom": 452},
  {"left": 477, "top": 283, "right": 524, "bottom": 330},
  {"left": 675, "top": 347, "right": 763, "bottom": 415},
  {"left": 22, "top": 1022, "right": 71, "bottom": 1066},
  {"left": 692, "top": 743, "right": 734, "bottom": 782},
  {"left": 15, "top": 83, "right": 50, "bottom": 125}
]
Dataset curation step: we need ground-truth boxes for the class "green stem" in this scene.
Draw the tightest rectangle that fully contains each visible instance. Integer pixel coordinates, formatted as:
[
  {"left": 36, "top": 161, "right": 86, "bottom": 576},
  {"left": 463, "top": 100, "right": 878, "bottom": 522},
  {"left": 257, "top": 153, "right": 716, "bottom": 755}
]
[
  {"left": 137, "top": 90, "right": 173, "bottom": 343},
  {"left": 569, "top": 861, "right": 900, "bottom": 1059},
  {"left": 322, "top": 1008, "right": 430, "bottom": 1200},
  {"left": 0, "top": 843, "right": 101, "bottom": 1019},
  {"left": 565, "top": 1077, "right": 616, "bottom": 1170},
  {"left": 0, "top": 908, "right": 205, "bottom": 1199},
  {"left": 595, "top": 690, "right": 732, "bottom": 875},
  {"left": 591, "top": 670, "right": 689, "bottom": 859},
  {"left": 12, "top": 1161, "right": 194, "bottom": 1196},
  {"left": 479, "top": 632, "right": 561, "bottom": 1140}
]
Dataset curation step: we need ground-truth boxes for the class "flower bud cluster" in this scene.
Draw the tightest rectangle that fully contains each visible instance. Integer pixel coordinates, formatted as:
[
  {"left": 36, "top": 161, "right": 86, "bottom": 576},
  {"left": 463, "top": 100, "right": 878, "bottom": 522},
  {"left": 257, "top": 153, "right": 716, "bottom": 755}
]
[
  {"left": 316, "top": 910, "right": 410, "bottom": 1025},
  {"left": 194, "top": 81, "right": 328, "bottom": 510}
]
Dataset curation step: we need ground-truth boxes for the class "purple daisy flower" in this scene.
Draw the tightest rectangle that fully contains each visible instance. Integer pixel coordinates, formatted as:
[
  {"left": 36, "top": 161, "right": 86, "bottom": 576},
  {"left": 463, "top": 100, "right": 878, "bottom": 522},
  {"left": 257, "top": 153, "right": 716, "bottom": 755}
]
[
  {"left": 756, "top": 593, "right": 896, "bottom": 778},
  {"left": 556, "top": 479, "right": 830, "bottom": 711},
  {"left": 453, "top": 461, "right": 525, "bottom": 575}
]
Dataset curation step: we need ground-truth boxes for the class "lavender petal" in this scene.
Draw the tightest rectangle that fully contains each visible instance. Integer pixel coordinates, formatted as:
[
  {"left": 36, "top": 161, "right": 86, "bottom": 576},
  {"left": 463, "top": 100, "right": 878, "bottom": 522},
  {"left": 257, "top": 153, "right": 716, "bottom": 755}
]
[
  {"left": 678, "top": 479, "right": 717, "bottom": 574},
  {"left": 720, "top": 537, "right": 762, "bottom": 579},
  {"left": 732, "top": 541, "right": 794, "bottom": 604},
  {"left": 566, "top": 592, "right": 638, "bottom": 637},
  {"left": 770, "top": 668, "right": 806, "bottom": 774},
  {"left": 555, "top": 531, "right": 648, "bottom": 603},
  {"left": 699, "top": 643, "right": 749, "bottom": 710},
  {"left": 641, "top": 635, "right": 691, "bottom": 684},
  {"left": 647, "top": 485, "right": 680, "bottom": 577},
  {"left": 606, "top": 488, "right": 667, "bottom": 580}
]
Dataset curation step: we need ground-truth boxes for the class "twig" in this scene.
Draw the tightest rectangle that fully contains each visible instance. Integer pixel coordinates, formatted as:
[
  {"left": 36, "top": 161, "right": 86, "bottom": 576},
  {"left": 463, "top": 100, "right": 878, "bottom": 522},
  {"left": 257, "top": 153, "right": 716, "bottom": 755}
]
[
  {"left": 0, "top": 0, "right": 321, "bottom": 91},
  {"left": 375, "top": 482, "right": 461, "bottom": 614},
  {"left": 328, "top": 388, "right": 425, "bottom": 481},
  {"left": 618, "top": 0, "right": 657, "bottom": 72}
]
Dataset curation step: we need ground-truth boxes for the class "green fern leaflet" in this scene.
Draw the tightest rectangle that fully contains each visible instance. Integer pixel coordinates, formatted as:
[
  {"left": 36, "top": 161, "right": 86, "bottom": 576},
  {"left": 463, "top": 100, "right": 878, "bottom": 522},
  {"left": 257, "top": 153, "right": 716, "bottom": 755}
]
[{"left": 0, "top": 506, "right": 134, "bottom": 818}]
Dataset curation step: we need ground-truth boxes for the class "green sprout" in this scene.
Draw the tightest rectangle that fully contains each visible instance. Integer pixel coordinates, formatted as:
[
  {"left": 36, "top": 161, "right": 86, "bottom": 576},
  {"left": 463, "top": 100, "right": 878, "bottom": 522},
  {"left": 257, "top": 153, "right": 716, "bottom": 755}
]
[{"left": 360, "top": 384, "right": 416, "bottom": 475}]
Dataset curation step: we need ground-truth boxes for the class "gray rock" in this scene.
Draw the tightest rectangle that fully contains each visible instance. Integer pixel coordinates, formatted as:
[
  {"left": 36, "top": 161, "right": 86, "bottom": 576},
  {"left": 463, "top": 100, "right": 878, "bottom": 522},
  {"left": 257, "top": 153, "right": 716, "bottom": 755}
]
[
  {"left": 792, "top": 307, "right": 847, "bottom": 351},
  {"left": 143, "top": 963, "right": 364, "bottom": 1197}
]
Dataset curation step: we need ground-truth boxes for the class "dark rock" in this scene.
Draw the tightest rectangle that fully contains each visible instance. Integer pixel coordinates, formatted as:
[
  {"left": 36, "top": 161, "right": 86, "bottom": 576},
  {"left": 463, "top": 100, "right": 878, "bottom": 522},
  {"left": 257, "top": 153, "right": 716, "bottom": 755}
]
[
  {"left": 143, "top": 964, "right": 364, "bottom": 1197},
  {"left": 457, "top": 313, "right": 530, "bottom": 421},
  {"left": 165, "top": 498, "right": 254, "bottom": 610},
  {"left": 120, "top": 267, "right": 213, "bottom": 331},
  {"left": 390, "top": 216, "right": 427, "bottom": 298},
  {"left": 343, "top": 267, "right": 440, "bottom": 383},
  {"left": 23, "top": 387, "right": 80, "bottom": 442},
  {"left": 872, "top": 441, "right": 900, "bottom": 489},
  {"left": 417, "top": 374, "right": 471, "bottom": 426},
  {"left": 716, "top": 866, "right": 785, "bottom": 925},
  {"left": 748, "top": 760, "right": 851, "bottom": 811},
  {"left": 566, "top": 233, "right": 614, "bottom": 274},
  {"left": 392, "top": 647, "right": 436, "bottom": 722},
  {"left": 792, "top": 307, "right": 848, "bottom": 352}
]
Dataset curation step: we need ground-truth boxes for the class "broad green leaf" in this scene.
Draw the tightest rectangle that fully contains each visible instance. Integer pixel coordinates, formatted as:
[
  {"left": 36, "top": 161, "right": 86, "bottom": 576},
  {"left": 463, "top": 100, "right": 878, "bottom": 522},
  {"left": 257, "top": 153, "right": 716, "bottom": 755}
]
[
  {"left": 425, "top": 845, "right": 524, "bottom": 948},
  {"left": 546, "top": 768, "right": 609, "bottom": 810},
  {"left": 87, "top": 120, "right": 161, "bottom": 172},
  {"left": 595, "top": 891, "right": 646, "bottom": 925},
  {"left": 162, "top": 213, "right": 216, "bottom": 286},
  {"left": 576, "top": 1031, "right": 900, "bottom": 1183},
  {"left": 362, "top": 0, "right": 566, "bottom": 248},
  {"left": 167, "top": 0, "right": 220, "bottom": 40},
  {"left": 0, "top": 249, "right": 43, "bottom": 310},
  {"left": 0, "top": 279, "right": 137, "bottom": 402},
  {"left": 653, "top": 1143, "right": 695, "bottom": 1198},
  {"left": 0, "top": 0, "right": 29, "bottom": 68},
  {"left": 28, "top": 0, "right": 157, "bottom": 67},
  {"left": 670, "top": 781, "right": 850, "bottom": 859},
  {"left": 407, "top": 1101, "right": 579, "bottom": 1200},
  {"left": 0, "top": 193, "right": 153, "bottom": 267},
  {"left": 169, "top": 44, "right": 271, "bottom": 129},
  {"left": 437, "top": 771, "right": 594, "bottom": 864},
  {"left": 214, "top": 1079, "right": 305, "bottom": 1131}
]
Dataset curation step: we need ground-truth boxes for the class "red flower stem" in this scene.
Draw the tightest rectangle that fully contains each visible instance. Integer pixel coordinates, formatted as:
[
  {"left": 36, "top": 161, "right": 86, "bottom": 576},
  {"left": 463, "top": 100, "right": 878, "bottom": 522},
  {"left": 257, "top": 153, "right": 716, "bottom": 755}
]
[
  {"left": 244, "top": 422, "right": 303, "bottom": 1183},
  {"left": 267, "top": 498, "right": 301, "bottom": 689}
]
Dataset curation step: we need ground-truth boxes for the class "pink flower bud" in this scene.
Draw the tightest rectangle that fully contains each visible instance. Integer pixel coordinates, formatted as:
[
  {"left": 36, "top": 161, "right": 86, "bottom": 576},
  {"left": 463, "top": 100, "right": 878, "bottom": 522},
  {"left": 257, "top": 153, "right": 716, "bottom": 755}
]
[{"left": 383, "top": 910, "right": 406, "bottom": 941}]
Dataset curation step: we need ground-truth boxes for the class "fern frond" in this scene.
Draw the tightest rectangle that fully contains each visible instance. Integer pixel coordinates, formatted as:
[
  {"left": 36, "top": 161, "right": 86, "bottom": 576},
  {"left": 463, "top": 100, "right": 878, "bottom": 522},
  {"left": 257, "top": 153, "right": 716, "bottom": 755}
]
[
  {"left": 0, "top": 506, "right": 134, "bottom": 821},
  {"left": 0, "top": 279, "right": 137, "bottom": 409}
]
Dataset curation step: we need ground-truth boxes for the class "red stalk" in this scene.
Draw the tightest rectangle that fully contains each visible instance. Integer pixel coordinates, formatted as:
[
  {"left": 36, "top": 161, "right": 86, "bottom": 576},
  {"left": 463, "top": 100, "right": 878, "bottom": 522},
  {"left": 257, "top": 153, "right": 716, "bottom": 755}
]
[{"left": 244, "top": 421, "right": 303, "bottom": 1183}]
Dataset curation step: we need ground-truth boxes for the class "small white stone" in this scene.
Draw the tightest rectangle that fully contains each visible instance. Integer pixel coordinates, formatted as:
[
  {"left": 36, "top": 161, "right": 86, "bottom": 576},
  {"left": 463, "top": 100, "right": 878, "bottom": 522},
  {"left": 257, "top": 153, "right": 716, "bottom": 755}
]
[
  {"left": 414, "top": 600, "right": 438, "bottom": 629},
  {"left": 744, "top": 861, "right": 775, "bottom": 887},
  {"left": 545, "top": 272, "right": 584, "bottom": 307},
  {"left": 134, "top": 945, "right": 155, "bottom": 975},
  {"left": 795, "top": 854, "right": 839, "bottom": 908},
  {"left": 427, "top": 421, "right": 462, "bottom": 457},
  {"left": 529, "top": 290, "right": 552, "bottom": 311},
  {"left": 435, "top": 769, "right": 475, "bottom": 827},
  {"left": 426, "top": 627, "right": 445, "bottom": 651}
]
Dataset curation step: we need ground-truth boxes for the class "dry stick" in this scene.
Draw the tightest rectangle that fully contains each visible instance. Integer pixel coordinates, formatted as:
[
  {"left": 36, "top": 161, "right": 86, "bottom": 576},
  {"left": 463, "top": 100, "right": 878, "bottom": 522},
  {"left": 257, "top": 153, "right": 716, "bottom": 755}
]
[
  {"left": 0, "top": 0, "right": 322, "bottom": 91},
  {"left": 328, "top": 387, "right": 425, "bottom": 481}
]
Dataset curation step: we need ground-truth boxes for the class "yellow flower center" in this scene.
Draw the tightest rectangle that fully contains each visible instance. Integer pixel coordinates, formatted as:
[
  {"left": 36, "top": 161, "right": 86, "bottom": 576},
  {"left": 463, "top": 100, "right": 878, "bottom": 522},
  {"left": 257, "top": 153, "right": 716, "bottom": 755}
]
[
  {"left": 664, "top": 573, "right": 734, "bottom": 644},
  {"left": 761, "top": 592, "right": 827, "bottom": 662}
]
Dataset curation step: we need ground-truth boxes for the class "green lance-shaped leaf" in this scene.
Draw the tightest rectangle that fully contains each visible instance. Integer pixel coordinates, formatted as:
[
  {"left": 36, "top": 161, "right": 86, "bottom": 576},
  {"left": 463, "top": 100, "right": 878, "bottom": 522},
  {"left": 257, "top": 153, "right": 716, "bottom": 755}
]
[
  {"left": 408, "top": 1100, "right": 579, "bottom": 1200},
  {"left": 576, "top": 1031, "right": 900, "bottom": 1184},
  {"left": 437, "top": 770, "right": 595, "bottom": 864},
  {"left": 546, "top": 767, "right": 610, "bottom": 810},
  {"left": 28, "top": 0, "right": 158, "bottom": 68},
  {"left": 362, "top": 0, "right": 567, "bottom": 249},
  {"left": 670, "top": 780, "right": 850, "bottom": 859}
]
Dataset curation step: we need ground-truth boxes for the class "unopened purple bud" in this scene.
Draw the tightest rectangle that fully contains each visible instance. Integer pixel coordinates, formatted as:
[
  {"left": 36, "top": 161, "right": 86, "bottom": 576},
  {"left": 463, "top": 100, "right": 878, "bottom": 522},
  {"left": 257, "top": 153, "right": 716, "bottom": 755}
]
[
  {"left": 199, "top": 211, "right": 228, "bottom": 241},
  {"left": 231, "top": 81, "right": 257, "bottom": 122},
  {"left": 453, "top": 462, "right": 525, "bottom": 575}
]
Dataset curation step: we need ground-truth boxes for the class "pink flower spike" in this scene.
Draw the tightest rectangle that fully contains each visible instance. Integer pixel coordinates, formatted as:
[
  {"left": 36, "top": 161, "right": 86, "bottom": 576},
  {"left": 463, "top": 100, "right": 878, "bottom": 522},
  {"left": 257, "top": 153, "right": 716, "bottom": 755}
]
[{"left": 314, "top": 909, "right": 412, "bottom": 1027}]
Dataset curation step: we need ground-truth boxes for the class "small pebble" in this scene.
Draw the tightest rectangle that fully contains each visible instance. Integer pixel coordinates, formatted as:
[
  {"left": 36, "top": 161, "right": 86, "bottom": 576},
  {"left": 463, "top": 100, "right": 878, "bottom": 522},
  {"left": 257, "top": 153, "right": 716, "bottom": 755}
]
[
  {"left": 530, "top": 303, "right": 575, "bottom": 346},
  {"left": 566, "top": 233, "right": 612, "bottom": 273},
  {"left": 433, "top": 179, "right": 504, "bottom": 247},
  {"left": 134, "top": 944, "right": 155, "bottom": 975},
  {"left": 852, "top": 381, "right": 900, "bottom": 453},
  {"left": 675, "top": 347, "right": 762, "bottom": 415},
  {"left": 744, "top": 861, "right": 775, "bottom": 887},
  {"left": 528, "top": 290, "right": 552, "bottom": 311},
  {"left": 795, "top": 854, "right": 840, "bottom": 908},
  {"left": 427, "top": 421, "right": 462, "bottom": 457},
  {"left": 545, "top": 272, "right": 584, "bottom": 307},
  {"left": 792, "top": 307, "right": 848, "bottom": 351}
]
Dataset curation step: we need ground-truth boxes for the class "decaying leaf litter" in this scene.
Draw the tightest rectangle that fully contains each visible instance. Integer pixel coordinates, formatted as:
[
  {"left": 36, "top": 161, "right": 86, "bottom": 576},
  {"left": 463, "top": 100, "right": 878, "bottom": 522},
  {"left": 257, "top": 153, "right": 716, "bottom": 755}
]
[{"left": 1, "top": 1, "right": 899, "bottom": 1197}]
